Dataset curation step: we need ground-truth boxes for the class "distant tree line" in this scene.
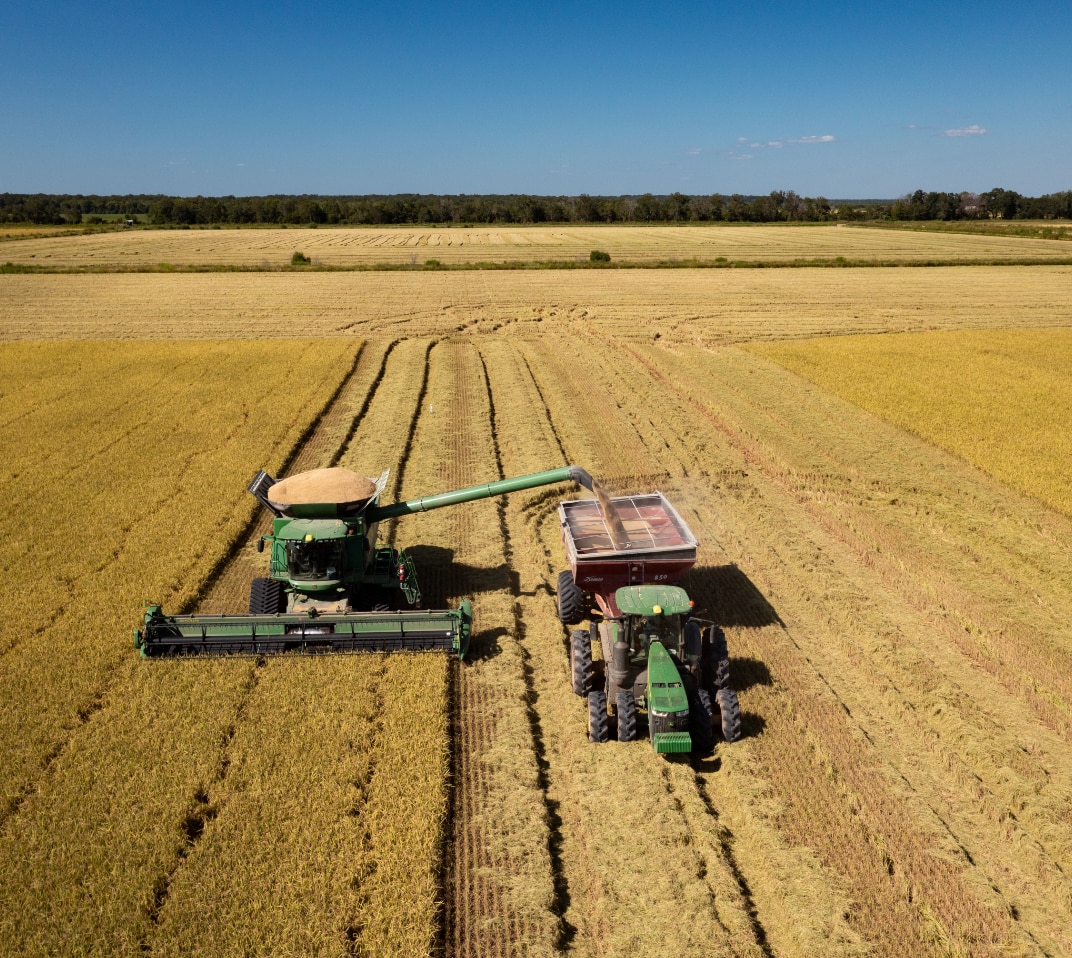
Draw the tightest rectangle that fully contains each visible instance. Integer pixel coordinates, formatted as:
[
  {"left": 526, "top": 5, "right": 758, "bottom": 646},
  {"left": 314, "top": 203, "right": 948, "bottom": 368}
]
[{"left": 2, "top": 189, "right": 1070, "bottom": 227}]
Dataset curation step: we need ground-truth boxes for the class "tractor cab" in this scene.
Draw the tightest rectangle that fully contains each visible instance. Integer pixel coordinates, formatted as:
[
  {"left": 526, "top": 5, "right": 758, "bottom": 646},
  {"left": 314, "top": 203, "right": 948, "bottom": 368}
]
[{"left": 614, "top": 584, "right": 694, "bottom": 658}]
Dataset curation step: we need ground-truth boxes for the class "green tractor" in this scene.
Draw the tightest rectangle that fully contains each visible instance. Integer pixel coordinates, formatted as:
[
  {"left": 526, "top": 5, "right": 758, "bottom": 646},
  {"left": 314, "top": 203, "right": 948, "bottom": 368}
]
[{"left": 557, "top": 493, "right": 742, "bottom": 754}]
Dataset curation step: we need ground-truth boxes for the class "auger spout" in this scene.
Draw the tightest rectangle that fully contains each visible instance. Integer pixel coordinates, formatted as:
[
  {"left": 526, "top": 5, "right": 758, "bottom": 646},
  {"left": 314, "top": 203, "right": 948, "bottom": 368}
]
[{"left": 367, "top": 465, "right": 593, "bottom": 522}]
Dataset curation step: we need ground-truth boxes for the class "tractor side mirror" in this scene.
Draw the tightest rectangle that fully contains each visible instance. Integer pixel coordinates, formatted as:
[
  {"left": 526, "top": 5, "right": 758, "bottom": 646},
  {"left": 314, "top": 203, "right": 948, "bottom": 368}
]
[{"left": 257, "top": 537, "right": 265, "bottom": 553}]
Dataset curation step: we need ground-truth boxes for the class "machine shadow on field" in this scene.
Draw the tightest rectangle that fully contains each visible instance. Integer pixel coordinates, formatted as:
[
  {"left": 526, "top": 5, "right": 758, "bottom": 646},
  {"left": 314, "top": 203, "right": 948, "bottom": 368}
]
[
  {"left": 682, "top": 563, "right": 783, "bottom": 631},
  {"left": 404, "top": 545, "right": 518, "bottom": 662},
  {"left": 683, "top": 563, "right": 777, "bottom": 739}
]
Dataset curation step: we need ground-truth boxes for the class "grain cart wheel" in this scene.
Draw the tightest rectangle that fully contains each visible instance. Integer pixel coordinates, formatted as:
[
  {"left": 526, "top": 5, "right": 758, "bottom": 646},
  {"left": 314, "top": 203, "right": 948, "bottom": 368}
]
[
  {"left": 616, "top": 691, "right": 637, "bottom": 742},
  {"left": 249, "top": 577, "right": 285, "bottom": 614},
  {"left": 557, "top": 570, "right": 585, "bottom": 625},
  {"left": 588, "top": 690, "right": 609, "bottom": 743},
  {"left": 571, "top": 629, "right": 594, "bottom": 695},
  {"left": 690, "top": 688, "right": 715, "bottom": 754},
  {"left": 716, "top": 687, "right": 743, "bottom": 743}
]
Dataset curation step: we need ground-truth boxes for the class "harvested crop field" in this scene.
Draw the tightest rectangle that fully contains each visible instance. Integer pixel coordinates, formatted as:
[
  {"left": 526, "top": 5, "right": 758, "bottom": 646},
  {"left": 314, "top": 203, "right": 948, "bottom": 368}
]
[
  {"left": 1, "top": 225, "right": 1071, "bottom": 957},
  {"left": 4, "top": 223, "right": 1072, "bottom": 269}
]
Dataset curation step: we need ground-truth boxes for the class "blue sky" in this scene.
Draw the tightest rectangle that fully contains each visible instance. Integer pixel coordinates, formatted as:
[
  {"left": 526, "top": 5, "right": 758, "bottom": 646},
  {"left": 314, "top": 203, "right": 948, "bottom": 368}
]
[{"left": 2, "top": 1, "right": 1069, "bottom": 198}]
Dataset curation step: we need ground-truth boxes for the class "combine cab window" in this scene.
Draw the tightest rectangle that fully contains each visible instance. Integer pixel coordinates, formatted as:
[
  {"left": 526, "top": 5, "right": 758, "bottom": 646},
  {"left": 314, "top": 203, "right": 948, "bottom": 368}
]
[{"left": 286, "top": 540, "right": 344, "bottom": 580}]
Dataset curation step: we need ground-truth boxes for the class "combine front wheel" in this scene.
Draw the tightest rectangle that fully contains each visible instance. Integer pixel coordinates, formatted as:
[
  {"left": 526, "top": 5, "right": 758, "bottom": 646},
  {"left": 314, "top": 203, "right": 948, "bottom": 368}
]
[
  {"left": 588, "top": 690, "right": 609, "bottom": 743},
  {"left": 249, "top": 577, "right": 285, "bottom": 614}
]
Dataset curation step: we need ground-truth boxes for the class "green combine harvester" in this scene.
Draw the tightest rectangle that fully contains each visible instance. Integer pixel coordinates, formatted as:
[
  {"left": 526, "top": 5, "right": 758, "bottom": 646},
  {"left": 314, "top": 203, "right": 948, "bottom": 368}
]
[{"left": 135, "top": 464, "right": 596, "bottom": 659}]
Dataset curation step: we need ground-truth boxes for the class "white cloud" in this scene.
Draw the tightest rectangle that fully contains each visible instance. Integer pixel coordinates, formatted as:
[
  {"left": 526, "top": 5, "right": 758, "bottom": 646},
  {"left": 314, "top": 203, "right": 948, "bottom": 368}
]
[
  {"left": 686, "top": 148, "right": 701, "bottom": 156},
  {"left": 733, "top": 134, "right": 835, "bottom": 153},
  {"left": 944, "top": 124, "right": 987, "bottom": 137}
]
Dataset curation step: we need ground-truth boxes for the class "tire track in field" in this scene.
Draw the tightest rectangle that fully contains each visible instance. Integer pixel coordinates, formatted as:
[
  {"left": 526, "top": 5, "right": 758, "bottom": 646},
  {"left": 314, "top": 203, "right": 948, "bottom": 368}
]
[
  {"left": 480, "top": 336, "right": 761, "bottom": 958},
  {"left": 476, "top": 344, "right": 576, "bottom": 950},
  {"left": 419, "top": 338, "right": 563, "bottom": 958}
]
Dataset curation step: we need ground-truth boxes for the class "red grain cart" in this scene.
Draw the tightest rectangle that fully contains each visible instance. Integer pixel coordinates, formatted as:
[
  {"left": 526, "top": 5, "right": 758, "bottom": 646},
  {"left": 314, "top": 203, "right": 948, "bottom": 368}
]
[{"left": 557, "top": 492, "right": 699, "bottom": 617}]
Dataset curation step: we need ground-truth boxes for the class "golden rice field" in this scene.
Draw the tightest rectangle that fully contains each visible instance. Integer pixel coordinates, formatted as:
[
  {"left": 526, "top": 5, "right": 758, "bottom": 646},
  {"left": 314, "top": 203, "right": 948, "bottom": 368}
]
[
  {"left": 4, "top": 223, "right": 1072, "bottom": 269},
  {"left": 750, "top": 329, "right": 1072, "bottom": 519},
  {"left": 2, "top": 225, "right": 1072, "bottom": 957}
]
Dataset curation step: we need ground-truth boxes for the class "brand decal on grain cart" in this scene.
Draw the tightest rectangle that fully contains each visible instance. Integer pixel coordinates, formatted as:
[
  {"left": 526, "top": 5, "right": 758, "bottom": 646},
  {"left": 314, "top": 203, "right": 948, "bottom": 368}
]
[
  {"left": 556, "top": 492, "right": 743, "bottom": 754},
  {"left": 136, "top": 464, "right": 597, "bottom": 658}
]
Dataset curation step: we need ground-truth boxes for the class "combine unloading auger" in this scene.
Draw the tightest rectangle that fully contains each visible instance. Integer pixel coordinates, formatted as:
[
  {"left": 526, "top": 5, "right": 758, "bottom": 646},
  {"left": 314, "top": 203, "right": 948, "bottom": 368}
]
[{"left": 135, "top": 465, "right": 595, "bottom": 659}]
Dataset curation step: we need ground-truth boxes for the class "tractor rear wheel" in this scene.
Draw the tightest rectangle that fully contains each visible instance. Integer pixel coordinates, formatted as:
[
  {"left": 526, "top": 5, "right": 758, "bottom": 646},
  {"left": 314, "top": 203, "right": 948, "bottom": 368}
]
[
  {"left": 616, "top": 691, "right": 637, "bottom": 742},
  {"left": 249, "top": 577, "right": 285, "bottom": 614},
  {"left": 588, "top": 690, "right": 609, "bottom": 743},
  {"left": 703, "top": 626, "right": 731, "bottom": 691},
  {"left": 690, "top": 688, "right": 715, "bottom": 754},
  {"left": 570, "top": 629, "right": 594, "bottom": 695},
  {"left": 716, "top": 687, "right": 743, "bottom": 743},
  {"left": 557, "top": 570, "right": 585, "bottom": 625}
]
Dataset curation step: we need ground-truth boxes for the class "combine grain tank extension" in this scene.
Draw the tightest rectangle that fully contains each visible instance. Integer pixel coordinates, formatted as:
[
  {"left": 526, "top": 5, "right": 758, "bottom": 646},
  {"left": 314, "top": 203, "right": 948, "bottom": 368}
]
[{"left": 136, "top": 464, "right": 596, "bottom": 659}]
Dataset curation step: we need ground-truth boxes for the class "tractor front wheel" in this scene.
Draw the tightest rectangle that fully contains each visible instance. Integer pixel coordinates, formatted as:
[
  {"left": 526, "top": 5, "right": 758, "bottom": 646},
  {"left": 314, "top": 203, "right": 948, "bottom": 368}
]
[
  {"left": 716, "top": 687, "right": 743, "bottom": 743},
  {"left": 616, "top": 691, "right": 637, "bottom": 742},
  {"left": 588, "top": 690, "right": 609, "bottom": 743},
  {"left": 690, "top": 688, "right": 715, "bottom": 754},
  {"left": 571, "top": 629, "right": 594, "bottom": 695}
]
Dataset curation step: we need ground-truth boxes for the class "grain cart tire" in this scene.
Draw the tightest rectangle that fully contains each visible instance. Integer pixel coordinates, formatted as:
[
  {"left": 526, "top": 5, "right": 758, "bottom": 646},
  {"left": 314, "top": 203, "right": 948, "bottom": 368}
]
[
  {"left": 690, "top": 688, "right": 715, "bottom": 754},
  {"left": 716, "top": 687, "right": 743, "bottom": 743},
  {"left": 557, "top": 570, "right": 585, "bottom": 625},
  {"left": 249, "top": 577, "right": 285, "bottom": 614},
  {"left": 571, "top": 629, "right": 594, "bottom": 695},
  {"left": 617, "top": 691, "right": 637, "bottom": 742},
  {"left": 588, "top": 690, "right": 609, "bottom": 743}
]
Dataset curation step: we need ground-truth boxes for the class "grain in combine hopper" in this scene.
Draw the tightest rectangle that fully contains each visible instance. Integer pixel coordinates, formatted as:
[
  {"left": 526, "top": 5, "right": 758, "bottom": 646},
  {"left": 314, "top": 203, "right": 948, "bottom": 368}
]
[{"left": 136, "top": 464, "right": 596, "bottom": 658}]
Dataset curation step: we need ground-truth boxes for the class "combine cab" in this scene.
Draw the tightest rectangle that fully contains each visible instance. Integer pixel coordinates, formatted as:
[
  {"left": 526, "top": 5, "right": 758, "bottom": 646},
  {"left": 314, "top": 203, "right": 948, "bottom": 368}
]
[
  {"left": 557, "top": 492, "right": 742, "bottom": 753},
  {"left": 136, "top": 464, "right": 597, "bottom": 659}
]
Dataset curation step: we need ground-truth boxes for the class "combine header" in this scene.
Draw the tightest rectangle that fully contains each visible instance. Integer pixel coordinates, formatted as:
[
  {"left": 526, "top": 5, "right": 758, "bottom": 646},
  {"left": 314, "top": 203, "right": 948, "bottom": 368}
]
[
  {"left": 136, "top": 464, "right": 596, "bottom": 659},
  {"left": 557, "top": 492, "right": 742, "bottom": 754}
]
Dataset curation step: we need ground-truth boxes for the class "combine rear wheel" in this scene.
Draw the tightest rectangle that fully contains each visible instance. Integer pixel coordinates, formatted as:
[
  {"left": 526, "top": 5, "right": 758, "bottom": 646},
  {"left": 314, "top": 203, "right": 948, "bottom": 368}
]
[
  {"left": 616, "top": 691, "right": 637, "bottom": 742},
  {"left": 716, "top": 687, "right": 743, "bottom": 743},
  {"left": 249, "top": 577, "right": 285, "bottom": 614},
  {"left": 571, "top": 629, "right": 594, "bottom": 695},
  {"left": 557, "top": 570, "right": 585, "bottom": 625},
  {"left": 690, "top": 688, "right": 715, "bottom": 754},
  {"left": 588, "top": 690, "right": 609, "bottom": 743}
]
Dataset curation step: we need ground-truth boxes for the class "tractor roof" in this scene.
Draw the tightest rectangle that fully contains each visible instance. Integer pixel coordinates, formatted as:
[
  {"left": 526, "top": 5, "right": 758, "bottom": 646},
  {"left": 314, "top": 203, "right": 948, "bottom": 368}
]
[{"left": 614, "top": 584, "right": 692, "bottom": 616}]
